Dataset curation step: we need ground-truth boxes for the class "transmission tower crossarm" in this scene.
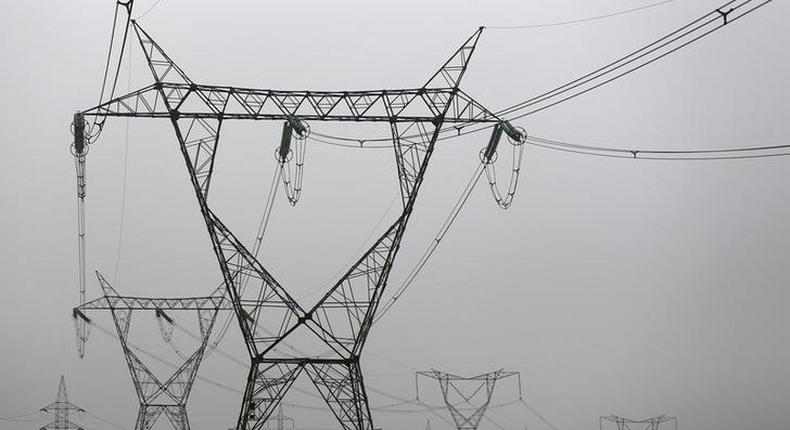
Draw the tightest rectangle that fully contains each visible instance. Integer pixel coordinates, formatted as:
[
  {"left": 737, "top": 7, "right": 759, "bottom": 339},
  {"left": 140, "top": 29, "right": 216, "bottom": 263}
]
[
  {"left": 79, "top": 83, "right": 501, "bottom": 123},
  {"left": 77, "top": 295, "right": 231, "bottom": 311}
]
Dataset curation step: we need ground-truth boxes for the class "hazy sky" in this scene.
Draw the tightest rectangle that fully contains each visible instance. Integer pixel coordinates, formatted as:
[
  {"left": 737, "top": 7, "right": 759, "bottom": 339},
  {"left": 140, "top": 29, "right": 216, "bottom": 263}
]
[{"left": 2, "top": 1, "right": 789, "bottom": 430}]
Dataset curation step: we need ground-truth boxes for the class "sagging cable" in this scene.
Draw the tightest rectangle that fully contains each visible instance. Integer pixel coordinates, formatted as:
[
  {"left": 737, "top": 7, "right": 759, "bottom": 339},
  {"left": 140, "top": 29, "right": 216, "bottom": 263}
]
[
  {"left": 71, "top": 112, "right": 90, "bottom": 358},
  {"left": 482, "top": 121, "right": 527, "bottom": 209},
  {"left": 277, "top": 117, "right": 310, "bottom": 206}
]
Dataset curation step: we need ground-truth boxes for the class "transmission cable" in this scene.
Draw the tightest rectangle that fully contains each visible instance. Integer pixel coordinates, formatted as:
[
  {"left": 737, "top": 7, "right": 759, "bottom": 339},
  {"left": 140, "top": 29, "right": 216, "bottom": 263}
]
[
  {"left": 527, "top": 135, "right": 790, "bottom": 160},
  {"left": 307, "top": 0, "right": 774, "bottom": 146},
  {"left": 91, "top": 1, "right": 133, "bottom": 139},
  {"left": 113, "top": 27, "right": 134, "bottom": 285},
  {"left": 520, "top": 399, "right": 562, "bottom": 430},
  {"left": 373, "top": 160, "right": 486, "bottom": 324},
  {"left": 135, "top": 0, "right": 165, "bottom": 19},
  {"left": 487, "top": 0, "right": 674, "bottom": 29},
  {"left": 84, "top": 411, "right": 133, "bottom": 430},
  {"left": 0, "top": 411, "right": 41, "bottom": 422}
]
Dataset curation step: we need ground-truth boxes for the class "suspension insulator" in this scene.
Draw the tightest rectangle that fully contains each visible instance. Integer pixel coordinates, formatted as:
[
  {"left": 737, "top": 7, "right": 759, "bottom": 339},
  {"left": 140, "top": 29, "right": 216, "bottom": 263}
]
[
  {"left": 155, "top": 309, "right": 175, "bottom": 343},
  {"left": 483, "top": 123, "right": 504, "bottom": 163},
  {"left": 73, "top": 112, "right": 86, "bottom": 155},
  {"left": 290, "top": 117, "right": 309, "bottom": 139},
  {"left": 499, "top": 120, "right": 525, "bottom": 144},
  {"left": 72, "top": 308, "right": 91, "bottom": 324},
  {"left": 155, "top": 308, "right": 174, "bottom": 325},
  {"left": 278, "top": 120, "right": 294, "bottom": 161}
]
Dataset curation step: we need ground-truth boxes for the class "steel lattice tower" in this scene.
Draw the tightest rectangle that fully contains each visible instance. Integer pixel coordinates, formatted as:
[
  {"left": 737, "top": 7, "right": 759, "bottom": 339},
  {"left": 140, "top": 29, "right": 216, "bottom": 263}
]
[
  {"left": 73, "top": 272, "right": 230, "bottom": 430},
  {"left": 600, "top": 415, "right": 678, "bottom": 430},
  {"left": 75, "top": 9, "right": 523, "bottom": 428},
  {"left": 40, "top": 376, "right": 84, "bottom": 430},
  {"left": 416, "top": 369, "right": 521, "bottom": 430}
]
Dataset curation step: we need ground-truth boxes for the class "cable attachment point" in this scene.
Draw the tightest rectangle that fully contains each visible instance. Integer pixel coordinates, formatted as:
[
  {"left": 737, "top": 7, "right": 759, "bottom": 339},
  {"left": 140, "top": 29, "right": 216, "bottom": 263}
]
[
  {"left": 482, "top": 121, "right": 526, "bottom": 209},
  {"left": 277, "top": 116, "right": 310, "bottom": 206},
  {"left": 72, "top": 112, "right": 87, "bottom": 156},
  {"left": 717, "top": 8, "right": 733, "bottom": 25},
  {"left": 72, "top": 308, "right": 92, "bottom": 359},
  {"left": 118, "top": 0, "right": 134, "bottom": 13}
]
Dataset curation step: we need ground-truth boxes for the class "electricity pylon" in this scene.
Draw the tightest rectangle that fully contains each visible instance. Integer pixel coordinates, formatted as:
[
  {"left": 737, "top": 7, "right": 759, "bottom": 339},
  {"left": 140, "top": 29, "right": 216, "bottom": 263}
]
[
  {"left": 600, "top": 415, "right": 678, "bottom": 430},
  {"left": 266, "top": 405, "right": 294, "bottom": 430},
  {"left": 40, "top": 376, "right": 84, "bottom": 430},
  {"left": 416, "top": 369, "right": 521, "bottom": 430},
  {"left": 75, "top": 11, "right": 524, "bottom": 430},
  {"left": 72, "top": 271, "right": 231, "bottom": 430}
]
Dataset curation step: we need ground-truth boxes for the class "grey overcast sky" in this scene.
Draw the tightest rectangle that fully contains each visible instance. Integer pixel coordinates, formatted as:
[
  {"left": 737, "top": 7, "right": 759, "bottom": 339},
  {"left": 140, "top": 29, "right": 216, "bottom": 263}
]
[{"left": 2, "top": 1, "right": 789, "bottom": 430}]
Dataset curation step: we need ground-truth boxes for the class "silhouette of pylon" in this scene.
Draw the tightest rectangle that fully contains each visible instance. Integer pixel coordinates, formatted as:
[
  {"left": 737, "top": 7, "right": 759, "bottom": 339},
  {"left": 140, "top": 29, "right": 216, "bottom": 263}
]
[
  {"left": 600, "top": 415, "right": 678, "bottom": 430},
  {"left": 416, "top": 369, "right": 521, "bottom": 430},
  {"left": 40, "top": 376, "right": 84, "bottom": 430},
  {"left": 78, "top": 10, "right": 520, "bottom": 429},
  {"left": 73, "top": 271, "right": 231, "bottom": 430}
]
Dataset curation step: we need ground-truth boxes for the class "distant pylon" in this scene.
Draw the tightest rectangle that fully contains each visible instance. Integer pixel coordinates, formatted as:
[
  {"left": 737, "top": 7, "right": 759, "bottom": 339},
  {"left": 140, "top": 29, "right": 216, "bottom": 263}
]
[
  {"left": 40, "top": 376, "right": 84, "bottom": 430},
  {"left": 266, "top": 404, "right": 294, "bottom": 430},
  {"left": 600, "top": 415, "right": 678, "bottom": 430},
  {"left": 416, "top": 369, "right": 521, "bottom": 430},
  {"left": 73, "top": 271, "right": 231, "bottom": 430}
]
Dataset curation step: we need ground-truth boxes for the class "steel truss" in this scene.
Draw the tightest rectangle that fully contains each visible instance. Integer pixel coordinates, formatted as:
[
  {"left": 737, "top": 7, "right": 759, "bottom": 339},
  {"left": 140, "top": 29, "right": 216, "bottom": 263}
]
[
  {"left": 600, "top": 415, "right": 678, "bottom": 430},
  {"left": 40, "top": 376, "right": 85, "bottom": 430},
  {"left": 73, "top": 272, "right": 230, "bottom": 430},
  {"left": 77, "top": 17, "right": 517, "bottom": 430},
  {"left": 416, "top": 369, "right": 521, "bottom": 430}
]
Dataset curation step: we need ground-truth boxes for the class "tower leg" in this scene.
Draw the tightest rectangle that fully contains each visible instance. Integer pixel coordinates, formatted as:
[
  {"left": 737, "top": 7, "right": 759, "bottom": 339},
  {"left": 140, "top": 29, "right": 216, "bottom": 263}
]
[
  {"left": 305, "top": 361, "right": 373, "bottom": 430},
  {"left": 163, "top": 405, "right": 190, "bottom": 430},
  {"left": 135, "top": 405, "right": 165, "bottom": 430},
  {"left": 238, "top": 362, "right": 304, "bottom": 430}
]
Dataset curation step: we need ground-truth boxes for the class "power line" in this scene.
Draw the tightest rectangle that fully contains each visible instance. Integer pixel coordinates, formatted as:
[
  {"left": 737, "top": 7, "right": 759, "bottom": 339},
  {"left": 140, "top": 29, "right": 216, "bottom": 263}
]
[
  {"left": 487, "top": 0, "right": 674, "bottom": 29},
  {"left": 135, "top": 0, "right": 166, "bottom": 19},
  {"left": 308, "top": 0, "right": 775, "bottom": 145},
  {"left": 84, "top": 411, "right": 133, "bottom": 430},
  {"left": 0, "top": 410, "right": 41, "bottom": 421},
  {"left": 374, "top": 161, "right": 486, "bottom": 324}
]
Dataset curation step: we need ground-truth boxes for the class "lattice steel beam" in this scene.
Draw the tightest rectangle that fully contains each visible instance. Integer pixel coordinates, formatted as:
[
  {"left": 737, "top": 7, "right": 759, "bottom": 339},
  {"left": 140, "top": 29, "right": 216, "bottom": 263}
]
[
  {"left": 600, "top": 415, "right": 678, "bottom": 430},
  {"left": 416, "top": 369, "right": 521, "bottom": 430},
  {"left": 74, "top": 16, "right": 514, "bottom": 430},
  {"left": 40, "top": 376, "right": 85, "bottom": 430},
  {"left": 73, "top": 272, "right": 226, "bottom": 430}
]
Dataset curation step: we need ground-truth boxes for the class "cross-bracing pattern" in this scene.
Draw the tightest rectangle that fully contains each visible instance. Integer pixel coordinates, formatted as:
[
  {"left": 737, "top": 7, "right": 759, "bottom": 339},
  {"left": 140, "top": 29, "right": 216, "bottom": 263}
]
[
  {"left": 416, "top": 370, "right": 521, "bottom": 430},
  {"left": 600, "top": 415, "right": 678, "bottom": 430},
  {"left": 40, "top": 376, "right": 85, "bottom": 430},
  {"left": 77, "top": 14, "right": 524, "bottom": 430},
  {"left": 72, "top": 272, "right": 230, "bottom": 430}
]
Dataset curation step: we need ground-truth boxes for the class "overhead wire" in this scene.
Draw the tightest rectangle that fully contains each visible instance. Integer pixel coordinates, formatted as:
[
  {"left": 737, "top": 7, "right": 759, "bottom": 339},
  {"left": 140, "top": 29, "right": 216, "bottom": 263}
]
[
  {"left": 84, "top": 410, "right": 133, "bottom": 430},
  {"left": 91, "top": 1, "right": 133, "bottom": 139},
  {"left": 0, "top": 410, "right": 42, "bottom": 421},
  {"left": 113, "top": 22, "right": 134, "bottom": 285},
  {"left": 486, "top": 0, "right": 674, "bottom": 29},
  {"left": 520, "top": 399, "right": 563, "bottom": 430},
  {"left": 307, "top": 0, "right": 775, "bottom": 151},
  {"left": 135, "top": 0, "right": 165, "bottom": 19},
  {"left": 373, "top": 160, "right": 486, "bottom": 324}
]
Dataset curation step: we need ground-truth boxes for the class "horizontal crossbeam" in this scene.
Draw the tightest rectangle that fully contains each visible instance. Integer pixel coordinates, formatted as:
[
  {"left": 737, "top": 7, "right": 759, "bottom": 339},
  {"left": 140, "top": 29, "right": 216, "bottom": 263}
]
[
  {"left": 78, "top": 295, "right": 230, "bottom": 311},
  {"left": 81, "top": 83, "right": 499, "bottom": 123}
]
